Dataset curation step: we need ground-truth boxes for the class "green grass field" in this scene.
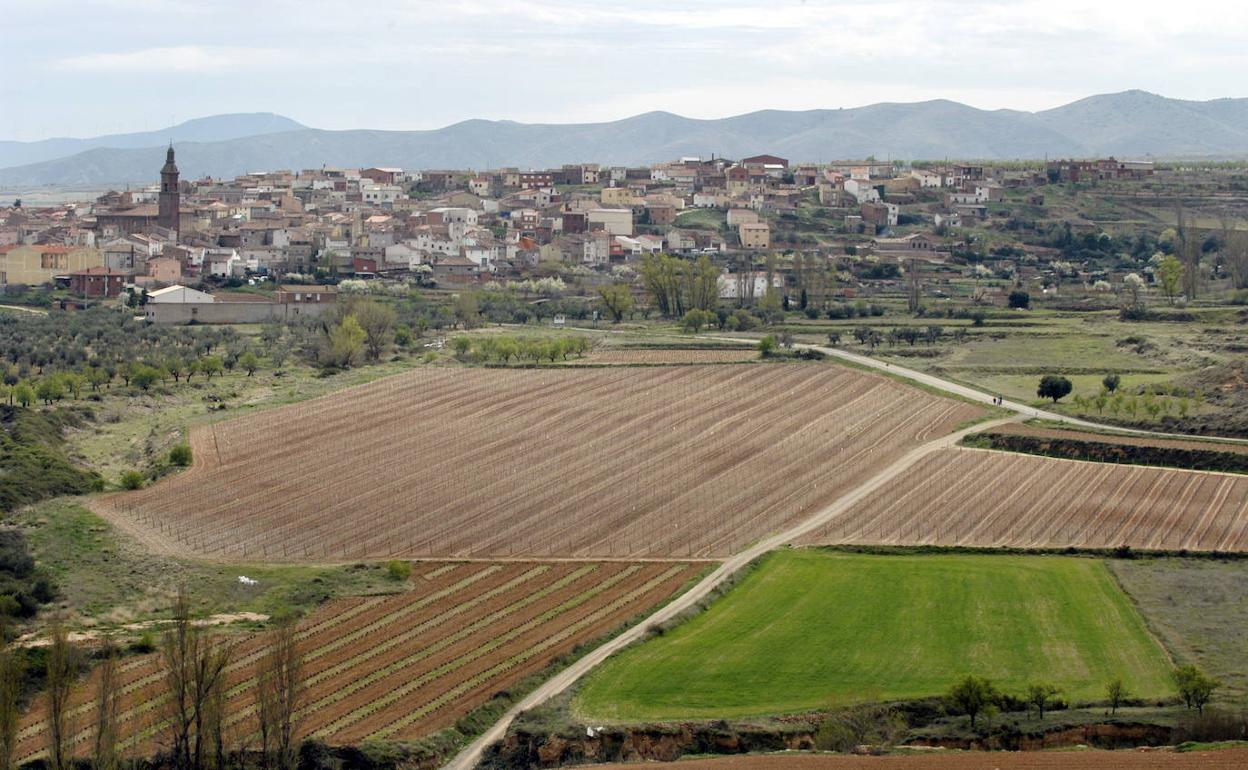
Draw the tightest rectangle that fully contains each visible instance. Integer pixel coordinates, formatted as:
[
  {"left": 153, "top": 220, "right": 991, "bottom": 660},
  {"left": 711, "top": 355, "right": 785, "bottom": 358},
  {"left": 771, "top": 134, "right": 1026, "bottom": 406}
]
[{"left": 574, "top": 550, "right": 1174, "bottom": 721}]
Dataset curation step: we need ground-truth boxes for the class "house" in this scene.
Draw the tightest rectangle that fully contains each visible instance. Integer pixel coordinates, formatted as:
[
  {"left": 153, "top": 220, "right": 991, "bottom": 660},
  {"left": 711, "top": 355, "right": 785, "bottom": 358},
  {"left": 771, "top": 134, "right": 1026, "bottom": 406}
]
[
  {"left": 144, "top": 283, "right": 338, "bottom": 324},
  {"left": 726, "top": 209, "right": 759, "bottom": 227},
  {"left": 587, "top": 208, "right": 633, "bottom": 236},
  {"left": 0, "top": 244, "right": 103, "bottom": 286},
  {"left": 860, "top": 202, "right": 899, "bottom": 229},
  {"left": 69, "top": 266, "right": 129, "bottom": 298},
  {"left": 738, "top": 222, "right": 770, "bottom": 250},
  {"left": 429, "top": 254, "right": 481, "bottom": 284}
]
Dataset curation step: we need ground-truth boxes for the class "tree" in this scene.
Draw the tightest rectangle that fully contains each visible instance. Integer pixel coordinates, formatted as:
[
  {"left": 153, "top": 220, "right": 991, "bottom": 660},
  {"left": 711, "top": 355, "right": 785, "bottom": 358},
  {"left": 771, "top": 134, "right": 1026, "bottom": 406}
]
[
  {"left": 1037, "top": 374, "right": 1073, "bottom": 403},
  {"left": 36, "top": 377, "right": 65, "bottom": 405},
  {"left": 1156, "top": 254, "right": 1184, "bottom": 304},
  {"left": 0, "top": 639, "right": 22, "bottom": 770},
  {"left": 46, "top": 623, "right": 76, "bottom": 770},
  {"left": 1008, "top": 290, "right": 1031, "bottom": 310},
  {"left": 161, "top": 588, "right": 233, "bottom": 770},
  {"left": 1102, "top": 373, "right": 1121, "bottom": 393},
  {"left": 1026, "top": 682, "right": 1060, "bottom": 721},
  {"left": 13, "top": 384, "right": 33, "bottom": 409},
  {"left": 322, "top": 317, "right": 365, "bottom": 369},
  {"left": 352, "top": 301, "right": 397, "bottom": 361},
  {"left": 1106, "top": 678, "right": 1128, "bottom": 716},
  {"left": 239, "top": 351, "right": 260, "bottom": 377},
  {"left": 199, "top": 355, "right": 224, "bottom": 380},
  {"left": 255, "top": 617, "right": 303, "bottom": 770},
  {"left": 450, "top": 336, "right": 473, "bottom": 359},
  {"left": 947, "top": 675, "right": 999, "bottom": 729},
  {"left": 93, "top": 642, "right": 121, "bottom": 770},
  {"left": 597, "top": 284, "right": 634, "bottom": 323},
  {"left": 452, "top": 292, "right": 480, "bottom": 329},
  {"left": 132, "top": 365, "right": 161, "bottom": 391},
  {"left": 1172, "top": 665, "right": 1219, "bottom": 714},
  {"left": 120, "top": 470, "right": 144, "bottom": 490},
  {"left": 757, "top": 335, "right": 778, "bottom": 357},
  {"left": 680, "top": 309, "right": 715, "bottom": 333}
]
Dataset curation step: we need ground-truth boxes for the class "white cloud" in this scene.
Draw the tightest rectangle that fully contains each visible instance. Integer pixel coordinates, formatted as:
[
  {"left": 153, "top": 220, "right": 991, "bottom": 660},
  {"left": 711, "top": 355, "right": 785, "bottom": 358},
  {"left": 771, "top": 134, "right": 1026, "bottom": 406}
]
[{"left": 56, "top": 46, "right": 293, "bottom": 73}]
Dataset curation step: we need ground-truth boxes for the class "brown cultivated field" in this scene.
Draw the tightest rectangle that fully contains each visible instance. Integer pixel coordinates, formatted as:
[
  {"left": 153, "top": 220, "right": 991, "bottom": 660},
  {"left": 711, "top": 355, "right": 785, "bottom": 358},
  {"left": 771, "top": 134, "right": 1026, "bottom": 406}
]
[
  {"left": 578, "top": 748, "right": 1248, "bottom": 770},
  {"left": 799, "top": 448, "right": 1248, "bottom": 551},
  {"left": 563, "top": 348, "right": 759, "bottom": 365},
  {"left": 988, "top": 422, "right": 1248, "bottom": 456},
  {"left": 96, "top": 365, "right": 983, "bottom": 560},
  {"left": 15, "top": 560, "right": 702, "bottom": 761}
]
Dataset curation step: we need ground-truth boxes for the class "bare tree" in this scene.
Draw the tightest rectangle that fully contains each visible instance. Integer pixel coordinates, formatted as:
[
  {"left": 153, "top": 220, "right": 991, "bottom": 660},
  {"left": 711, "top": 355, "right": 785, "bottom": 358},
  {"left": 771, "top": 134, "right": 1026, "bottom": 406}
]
[
  {"left": 0, "top": 637, "right": 22, "bottom": 770},
  {"left": 161, "top": 589, "right": 233, "bottom": 770},
  {"left": 93, "top": 643, "right": 121, "bottom": 770},
  {"left": 1219, "top": 211, "right": 1248, "bottom": 289},
  {"left": 255, "top": 617, "right": 303, "bottom": 770},
  {"left": 1174, "top": 200, "right": 1201, "bottom": 300},
  {"left": 46, "top": 624, "right": 76, "bottom": 770}
]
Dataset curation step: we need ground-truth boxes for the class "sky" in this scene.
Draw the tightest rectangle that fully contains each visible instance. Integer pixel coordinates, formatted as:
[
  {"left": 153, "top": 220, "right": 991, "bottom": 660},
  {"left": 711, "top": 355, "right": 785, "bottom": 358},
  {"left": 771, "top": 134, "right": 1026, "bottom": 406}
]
[{"left": 5, "top": 0, "right": 1248, "bottom": 141}]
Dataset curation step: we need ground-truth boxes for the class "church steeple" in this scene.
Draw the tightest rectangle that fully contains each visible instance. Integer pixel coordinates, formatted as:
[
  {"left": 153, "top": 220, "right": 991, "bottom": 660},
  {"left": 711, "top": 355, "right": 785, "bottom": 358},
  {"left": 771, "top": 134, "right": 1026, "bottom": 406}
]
[{"left": 158, "top": 142, "right": 180, "bottom": 236}]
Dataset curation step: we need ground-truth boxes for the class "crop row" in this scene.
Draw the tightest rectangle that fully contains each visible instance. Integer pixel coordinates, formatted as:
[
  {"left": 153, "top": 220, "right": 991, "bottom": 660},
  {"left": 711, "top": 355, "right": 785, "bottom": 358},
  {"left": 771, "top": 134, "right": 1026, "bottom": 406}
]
[
  {"left": 15, "top": 561, "right": 702, "bottom": 760},
  {"left": 100, "top": 366, "right": 982, "bottom": 560},
  {"left": 798, "top": 448, "right": 1248, "bottom": 551}
]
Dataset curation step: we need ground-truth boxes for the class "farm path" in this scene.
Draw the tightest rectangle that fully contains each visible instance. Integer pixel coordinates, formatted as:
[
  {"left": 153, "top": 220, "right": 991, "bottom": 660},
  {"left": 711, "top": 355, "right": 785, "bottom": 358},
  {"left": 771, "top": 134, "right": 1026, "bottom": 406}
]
[
  {"left": 440, "top": 413, "right": 1020, "bottom": 770},
  {"left": 694, "top": 333, "right": 1248, "bottom": 446}
]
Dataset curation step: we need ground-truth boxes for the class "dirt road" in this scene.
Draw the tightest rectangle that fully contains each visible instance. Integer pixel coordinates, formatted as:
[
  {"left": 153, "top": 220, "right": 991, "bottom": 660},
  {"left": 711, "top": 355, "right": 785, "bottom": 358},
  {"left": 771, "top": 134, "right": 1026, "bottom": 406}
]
[{"left": 439, "top": 415, "right": 1020, "bottom": 770}]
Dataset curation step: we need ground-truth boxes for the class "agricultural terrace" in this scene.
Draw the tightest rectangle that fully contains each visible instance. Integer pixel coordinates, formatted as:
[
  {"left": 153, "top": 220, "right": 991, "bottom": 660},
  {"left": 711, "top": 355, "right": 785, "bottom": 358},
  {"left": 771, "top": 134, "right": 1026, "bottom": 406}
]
[
  {"left": 797, "top": 449, "right": 1248, "bottom": 552},
  {"left": 96, "top": 365, "right": 983, "bottom": 560},
  {"left": 15, "top": 560, "right": 703, "bottom": 761},
  {"left": 579, "top": 747, "right": 1248, "bottom": 770},
  {"left": 573, "top": 551, "right": 1172, "bottom": 721}
]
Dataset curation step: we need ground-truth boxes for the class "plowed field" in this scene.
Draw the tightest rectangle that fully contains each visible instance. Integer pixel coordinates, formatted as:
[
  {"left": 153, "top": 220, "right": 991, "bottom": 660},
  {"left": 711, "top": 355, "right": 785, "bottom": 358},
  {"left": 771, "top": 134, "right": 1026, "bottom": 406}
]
[
  {"left": 798, "top": 448, "right": 1248, "bottom": 551},
  {"left": 14, "top": 560, "right": 702, "bottom": 761},
  {"left": 578, "top": 748, "right": 1248, "bottom": 769},
  {"left": 97, "top": 365, "right": 982, "bottom": 560}
]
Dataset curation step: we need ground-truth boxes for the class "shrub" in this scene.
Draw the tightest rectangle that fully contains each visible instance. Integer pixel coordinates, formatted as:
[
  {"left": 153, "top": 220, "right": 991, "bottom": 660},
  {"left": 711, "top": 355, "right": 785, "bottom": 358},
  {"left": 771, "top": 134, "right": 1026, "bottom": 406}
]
[
  {"left": 168, "top": 443, "right": 193, "bottom": 467},
  {"left": 1008, "top": 290, "right": 1031, "bottom": 309},
  {"left": 386, "top": 560, "right": 412, "bottom": 581},
  {"left": 814, "top": 704, "right": 907, "bottom": 752},
  {"left": 120, "top": 470, "right": 145, "bottom": 490},
  {"left": 757, "top": 335, "right": 778, "bottom": 357}
]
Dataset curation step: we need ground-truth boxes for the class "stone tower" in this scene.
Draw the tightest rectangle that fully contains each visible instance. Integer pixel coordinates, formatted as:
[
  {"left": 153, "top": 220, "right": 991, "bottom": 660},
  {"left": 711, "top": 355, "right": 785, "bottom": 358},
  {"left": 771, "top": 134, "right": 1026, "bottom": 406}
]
[{"left": 158, "top": 143, "right": 180, "bottom": 235}]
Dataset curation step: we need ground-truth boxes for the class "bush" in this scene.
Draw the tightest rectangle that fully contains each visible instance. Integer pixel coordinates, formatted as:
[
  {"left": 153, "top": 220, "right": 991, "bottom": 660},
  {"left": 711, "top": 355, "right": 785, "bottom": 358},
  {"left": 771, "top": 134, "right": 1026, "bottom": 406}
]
[
  {"left": 757, "top": 335, "right": 778, "bottom": 357},
  {"left": 386, "top": 560, "right": 412, "bottom": 581},
  {"left": 120, "top": 470, "right": 145, "bottom": 490},
  {"left": 168, "top": 443, "right": 193, "bottom": 467},
  {"left": 814, "top": 704, "right": 907, "bottom": 752},
  {"left": 1008, "top": 290, "right": 1031, "bottom": 310}
]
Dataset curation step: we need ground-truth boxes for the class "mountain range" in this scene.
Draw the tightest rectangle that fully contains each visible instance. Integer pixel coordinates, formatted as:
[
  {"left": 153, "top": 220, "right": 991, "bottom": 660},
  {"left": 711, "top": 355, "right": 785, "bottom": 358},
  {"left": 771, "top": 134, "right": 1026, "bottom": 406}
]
[{"left": 2, "top": 91, "right": 1247, "bottom": 188}]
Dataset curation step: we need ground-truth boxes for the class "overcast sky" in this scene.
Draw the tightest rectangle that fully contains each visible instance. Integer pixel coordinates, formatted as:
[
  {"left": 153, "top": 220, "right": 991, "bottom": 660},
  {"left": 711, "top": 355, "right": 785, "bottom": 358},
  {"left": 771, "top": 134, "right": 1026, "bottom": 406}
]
[{"left": 6, "top": 0, "right": 1248, "bottom": 141}]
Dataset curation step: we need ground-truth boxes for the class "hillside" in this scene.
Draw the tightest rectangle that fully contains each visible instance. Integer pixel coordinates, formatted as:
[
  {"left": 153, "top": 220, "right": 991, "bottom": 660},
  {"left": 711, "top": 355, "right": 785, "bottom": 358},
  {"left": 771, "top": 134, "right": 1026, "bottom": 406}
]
[
  {"left": 0, "top": 113, "right": 305, "bottom": 170},
  {"left": 3, "top": 91, "right": 1248, "bottom": 186}
]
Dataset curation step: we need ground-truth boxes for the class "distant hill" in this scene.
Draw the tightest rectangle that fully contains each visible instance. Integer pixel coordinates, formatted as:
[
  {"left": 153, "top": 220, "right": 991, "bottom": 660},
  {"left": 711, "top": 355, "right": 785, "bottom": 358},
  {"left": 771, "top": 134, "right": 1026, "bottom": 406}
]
[
  {"left": 0, "top": 113, "right": 305, "bottom": 170},
  {"left": 3, "top": 92, "right": 1248, "bottom": 187}
]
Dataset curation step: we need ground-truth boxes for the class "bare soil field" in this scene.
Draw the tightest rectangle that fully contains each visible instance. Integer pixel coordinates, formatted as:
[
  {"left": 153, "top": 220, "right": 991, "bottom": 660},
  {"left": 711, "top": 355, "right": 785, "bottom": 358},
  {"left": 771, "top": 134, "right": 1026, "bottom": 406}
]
[
  {"left": 798, "top": 448, "right": 1248, "bottom": 552},
  {"left": 96, "top": 365, "right": 983, "bottom": 560},
  {"left": 562, "top": 348, "right": 760, "bottom": 365},
  {"left": 988, "top": 423, "right": 1248, "bottom": 456},
  {"left": 15, "top": 560, "right": 702, "bottom": 761},
  {"left": 577, "top": 748, "right": 1248, "bottom": 769}
]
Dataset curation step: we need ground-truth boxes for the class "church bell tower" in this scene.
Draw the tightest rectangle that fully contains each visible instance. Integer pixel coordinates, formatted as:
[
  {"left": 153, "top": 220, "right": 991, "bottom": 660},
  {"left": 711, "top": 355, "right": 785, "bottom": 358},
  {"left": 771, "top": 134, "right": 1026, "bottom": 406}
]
[{"left": 158, "top": 143, "right": 180, "bottom": 236}]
